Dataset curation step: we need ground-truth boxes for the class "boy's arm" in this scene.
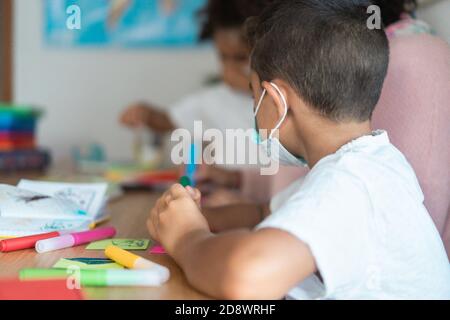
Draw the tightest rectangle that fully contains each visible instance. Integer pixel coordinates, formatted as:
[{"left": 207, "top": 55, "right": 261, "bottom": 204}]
[
  {"left": 174, "top": 228, "right": 316, "bottom": 300},
  {"left": 203, "top": 203, "right": 271, "bottom": 232},
  {"left": 148, "top": 185, "right": 315, "bottom": 300}
]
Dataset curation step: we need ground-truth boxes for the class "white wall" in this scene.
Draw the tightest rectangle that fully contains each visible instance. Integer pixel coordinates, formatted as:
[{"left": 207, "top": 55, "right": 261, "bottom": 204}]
[
  {"left": 13, "top": 0, "right": 218, "bottom": 163},
  {"left": 418, "top": 0, "right": 450, "bottom": 43}
]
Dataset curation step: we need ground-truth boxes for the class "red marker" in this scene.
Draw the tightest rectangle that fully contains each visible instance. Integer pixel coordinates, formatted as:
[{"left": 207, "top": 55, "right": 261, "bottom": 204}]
[{"left": 0, "top": 231, "right": 72, "bottom": 253}]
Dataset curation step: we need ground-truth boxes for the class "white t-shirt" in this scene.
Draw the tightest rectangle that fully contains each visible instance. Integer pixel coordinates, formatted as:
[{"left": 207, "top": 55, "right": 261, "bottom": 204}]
[
  {"left": 168, "top": 84, "right": 257, "bottom": 170},
  {"left": 168, "top": 83, "right": 254, "bottom": 134},
  {"left": 257, "top": 131, "right": 450, "bottom": 300}
]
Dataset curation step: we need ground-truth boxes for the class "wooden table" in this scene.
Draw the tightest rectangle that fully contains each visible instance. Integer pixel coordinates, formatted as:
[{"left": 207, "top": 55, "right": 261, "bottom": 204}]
[{"left": 0, "top": 191, "right": 210, "bottom": 300}]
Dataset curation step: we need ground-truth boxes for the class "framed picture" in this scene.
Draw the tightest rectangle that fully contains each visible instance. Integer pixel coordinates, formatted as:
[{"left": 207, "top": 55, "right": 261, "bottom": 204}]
[{"left": 44, "top": 0, "right": 207, "bottom": 48}]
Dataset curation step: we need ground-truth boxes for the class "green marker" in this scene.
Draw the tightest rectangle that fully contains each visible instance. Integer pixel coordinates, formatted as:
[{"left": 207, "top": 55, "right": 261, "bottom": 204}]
[
  {"left": 179, "top": 176, "right": 192, "bottom": 187},
  {"left": 19, "top": 268, "right": 169, "bottom": 287}
]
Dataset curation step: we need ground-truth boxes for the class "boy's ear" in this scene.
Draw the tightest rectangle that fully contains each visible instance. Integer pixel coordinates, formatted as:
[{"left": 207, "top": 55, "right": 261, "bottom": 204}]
[{"left": 262, "top": 80, "right": 290, "bottom": 119}]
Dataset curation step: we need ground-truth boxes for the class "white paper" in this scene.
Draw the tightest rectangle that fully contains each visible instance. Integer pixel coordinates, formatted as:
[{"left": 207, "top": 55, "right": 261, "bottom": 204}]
[
  {"left": 17, "top": 180, "right": 107, "bottom": 217},
  {"left": 0, "top": 217, "right": 91, "bottom": 237},
  {"left": 0, "top": 184, "right": 89, "bottom": 220},
  {"left": 0, "top": 181, "right": 108, "bottom": 237}
]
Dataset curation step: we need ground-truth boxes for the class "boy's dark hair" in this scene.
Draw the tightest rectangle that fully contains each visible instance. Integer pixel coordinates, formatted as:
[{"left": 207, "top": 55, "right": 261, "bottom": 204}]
[
  {"left": 236, "top": 0, "right": 278, "bottom": 17},
  {"left": 199, "top": 0, "right": 248, "bottom": 41},
  {"left": 373, "top": 0, "right": 417, "bottom": 27},
  {"left": 247, "top": 0, "right": 390, "bottom": 122}
]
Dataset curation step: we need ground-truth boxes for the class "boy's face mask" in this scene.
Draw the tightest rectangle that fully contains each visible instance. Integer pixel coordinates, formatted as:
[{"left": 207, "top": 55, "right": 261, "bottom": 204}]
[{"left": 253, "top": 82, "right": 308, "bottom": 167}]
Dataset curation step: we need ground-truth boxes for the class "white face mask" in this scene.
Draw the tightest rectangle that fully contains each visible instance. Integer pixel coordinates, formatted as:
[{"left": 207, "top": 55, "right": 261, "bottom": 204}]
[{"left": 254, "top": 82, "right": 308, "bottom": 167}]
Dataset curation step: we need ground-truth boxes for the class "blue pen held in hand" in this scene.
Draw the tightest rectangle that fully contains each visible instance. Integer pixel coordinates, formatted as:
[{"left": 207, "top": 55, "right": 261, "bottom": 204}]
[{"left": 180, "top": 143, "right": 197, "bottom": 188}]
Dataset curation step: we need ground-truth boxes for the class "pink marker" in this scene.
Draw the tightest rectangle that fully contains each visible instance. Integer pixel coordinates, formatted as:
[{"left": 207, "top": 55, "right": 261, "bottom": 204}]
[{"left": 35, "top": 227, "right": 116, "bottom": 253}]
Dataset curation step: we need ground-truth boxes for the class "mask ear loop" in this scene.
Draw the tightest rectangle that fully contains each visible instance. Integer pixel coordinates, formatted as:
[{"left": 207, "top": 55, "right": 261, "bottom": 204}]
[
  {"left": 268, "top": 82, "right": 289, "bottom": 140},
  {"left": 254, "top": 89, "right": 267, "bottom": 116}
]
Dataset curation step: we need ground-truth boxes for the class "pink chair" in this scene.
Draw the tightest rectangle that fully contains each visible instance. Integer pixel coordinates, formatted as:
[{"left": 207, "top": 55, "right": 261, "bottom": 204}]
[{"left": 372, "top": 34, "right": 450, "bottom": 257}]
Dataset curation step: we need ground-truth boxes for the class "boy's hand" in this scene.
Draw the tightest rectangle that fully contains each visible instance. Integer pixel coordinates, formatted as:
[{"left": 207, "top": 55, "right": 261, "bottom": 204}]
[{"left": 147, "top": 184, "right": 210, "bottom": 254}]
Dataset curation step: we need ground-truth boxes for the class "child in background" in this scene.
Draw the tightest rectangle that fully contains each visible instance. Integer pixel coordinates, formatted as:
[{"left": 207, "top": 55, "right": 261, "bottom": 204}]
[
  {"left": 120, "top": 0, "right": 268, "bottom": 201},
  {"left": 146, "top": 0, "right": 450, "bottom": 299},
  {"left": 120, "top": 0, "right": 253, "bottom": 135}
]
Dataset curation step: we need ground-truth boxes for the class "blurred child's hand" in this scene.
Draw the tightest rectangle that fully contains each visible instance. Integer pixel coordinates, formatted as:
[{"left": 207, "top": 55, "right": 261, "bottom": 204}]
[
  {"left": 120, "top": 102, "right": 176, "bottom": 133},
  {"left": 120, "top": 102, "right": 153, "bottom": 128},
  {"left": 147, "top": 184, "right": 209, "bottom": 254}
]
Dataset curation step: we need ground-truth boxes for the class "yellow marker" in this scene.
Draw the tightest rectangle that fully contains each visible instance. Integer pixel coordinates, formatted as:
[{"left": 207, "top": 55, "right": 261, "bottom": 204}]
[{"left": 105, "top": 245, "right": 170, "bottom": 283}]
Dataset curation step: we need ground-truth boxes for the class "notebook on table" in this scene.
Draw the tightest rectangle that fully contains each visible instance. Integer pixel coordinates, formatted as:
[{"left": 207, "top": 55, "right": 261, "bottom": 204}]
[{"left": 0, "top": 180, "right": 109, "bottom": 238}]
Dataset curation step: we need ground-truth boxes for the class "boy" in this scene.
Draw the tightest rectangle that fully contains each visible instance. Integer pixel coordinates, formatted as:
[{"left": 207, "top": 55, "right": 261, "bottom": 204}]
[{"left": 146, "top": 0, "right": 450, "bottom": 299}]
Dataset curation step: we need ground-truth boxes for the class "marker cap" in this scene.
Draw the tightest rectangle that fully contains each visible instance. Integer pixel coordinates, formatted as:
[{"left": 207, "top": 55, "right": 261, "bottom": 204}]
[
  {"left": 105, "top": 245, "right": 170, "bottom": 283},
  {"left": 179, "top": 176, "right": 192, "bottom": 187},
  {"left": 35, "top": 235, "right": 75, "bottom": 253},
  {"left": 105, "top": 269, "right": 169, "bottom": 287},
  {"left": 134, "top": 258, "right": 170, "bottom": 283}
]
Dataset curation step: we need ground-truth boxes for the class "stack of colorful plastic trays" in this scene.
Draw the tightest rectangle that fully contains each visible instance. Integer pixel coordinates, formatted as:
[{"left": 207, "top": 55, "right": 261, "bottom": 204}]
[
  {"left": 0, "top": 104, "right": 50, "bottom": 172},
  {"left": 0, "top": 105, "right": 38, "bottom": 151}
]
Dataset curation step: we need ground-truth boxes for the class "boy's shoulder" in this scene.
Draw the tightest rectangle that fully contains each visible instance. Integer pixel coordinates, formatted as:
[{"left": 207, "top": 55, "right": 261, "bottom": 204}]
[
  {"left": 296, "top": 131, "right": 422, "bottom": 202},
  {"left": 311, "top": 131, "right": 412, "bottom": 178}
]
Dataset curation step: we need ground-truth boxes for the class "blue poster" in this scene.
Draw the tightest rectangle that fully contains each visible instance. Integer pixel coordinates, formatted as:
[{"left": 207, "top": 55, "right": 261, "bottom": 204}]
[{"left": 44, "top": 0, "right": 207, "bottom": 47}]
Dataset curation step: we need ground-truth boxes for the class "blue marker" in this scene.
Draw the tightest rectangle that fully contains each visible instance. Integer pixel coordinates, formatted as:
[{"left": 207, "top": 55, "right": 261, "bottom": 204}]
[
  {"left": 180, "top": 143, "right": 197, "bottom": 188},
  {"left": 187, "top": 143, "right": 197, "bottom": 187}
]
